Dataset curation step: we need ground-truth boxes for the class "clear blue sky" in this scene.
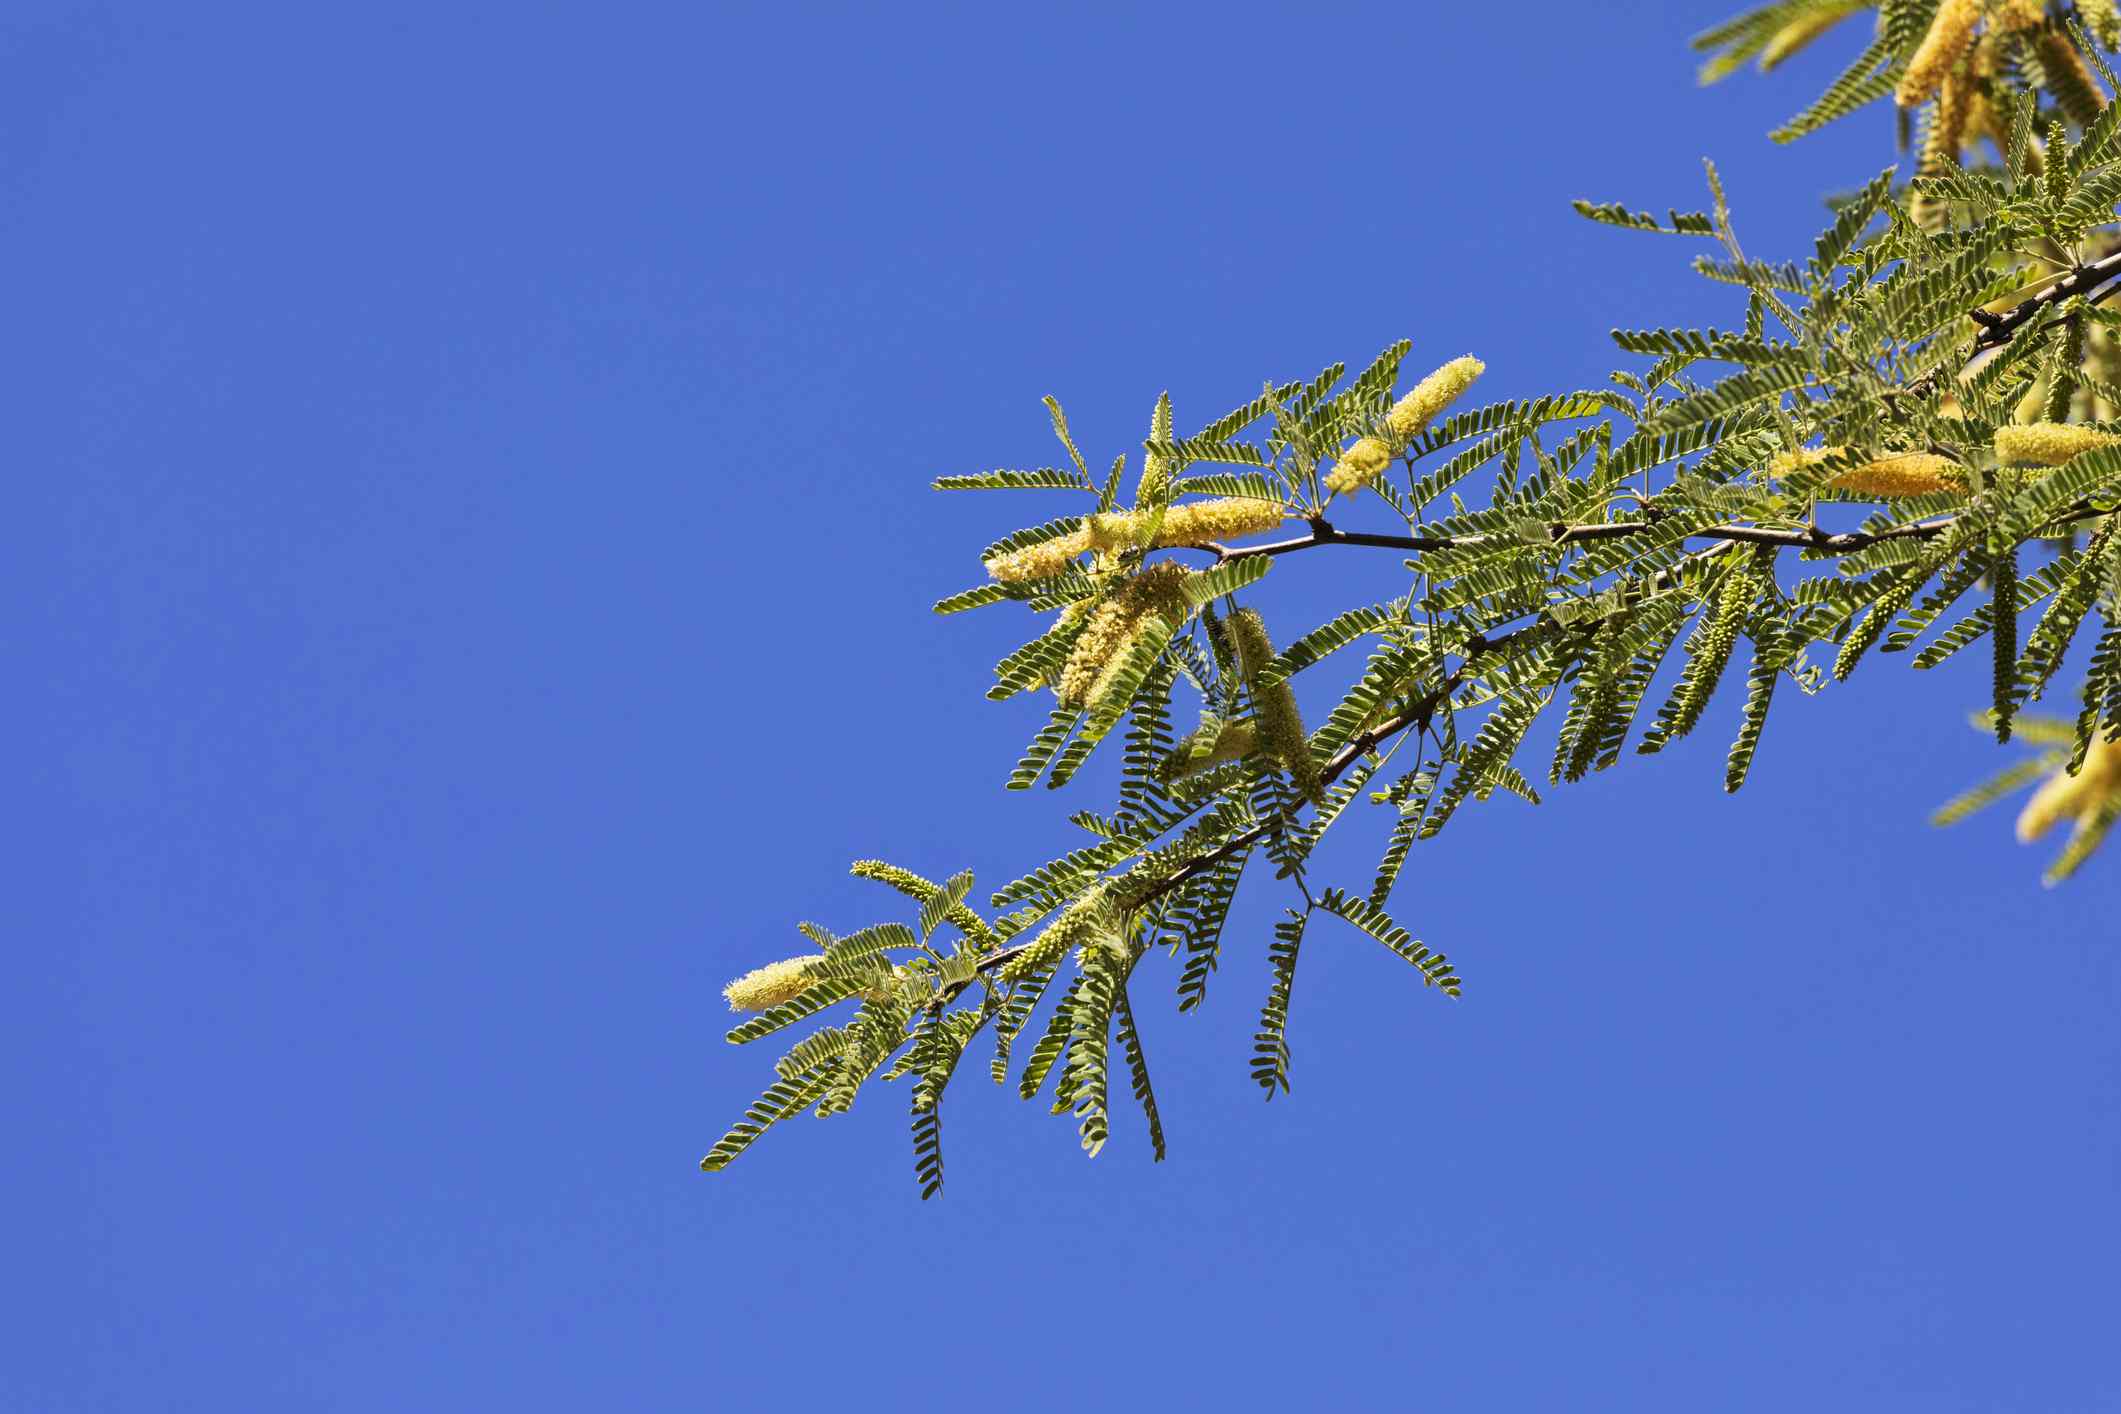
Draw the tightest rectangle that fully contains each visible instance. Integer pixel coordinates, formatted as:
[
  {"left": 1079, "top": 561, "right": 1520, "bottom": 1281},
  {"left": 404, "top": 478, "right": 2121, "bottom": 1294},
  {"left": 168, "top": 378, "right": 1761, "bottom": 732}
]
[{"left": 10, "top": 2, "right": 2119, "bottom": 1409}]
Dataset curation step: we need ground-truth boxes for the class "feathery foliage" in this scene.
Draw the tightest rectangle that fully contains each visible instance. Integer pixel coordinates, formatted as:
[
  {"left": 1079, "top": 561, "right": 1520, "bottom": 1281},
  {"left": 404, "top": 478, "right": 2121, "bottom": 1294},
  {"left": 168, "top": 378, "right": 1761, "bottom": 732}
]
[{"left": 709, "top": 2, "right": 2121, "bottom": 1192}]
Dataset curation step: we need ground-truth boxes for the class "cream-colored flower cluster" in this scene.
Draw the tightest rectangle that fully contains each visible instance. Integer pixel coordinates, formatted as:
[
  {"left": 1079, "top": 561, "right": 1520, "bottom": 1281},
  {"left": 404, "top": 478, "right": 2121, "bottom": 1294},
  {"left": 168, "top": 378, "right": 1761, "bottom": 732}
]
[
  {"left": 1768, "top": 445, "right": 1963, "bottom": 498},
  {"left": 984, "top": 536, "right": 1088, "bottom": 584},
  {"left": 1055, "top": 562, "right": 1195, "bottom": 708},
  {"left": 1994, "top": 422, "right": 2121, "bottom": 465},
  {"left": 1228, "top": 608, "right": 1325, "bottom": 806},
  {"left": 983, "top": 499, "right": 1286, "bottom": 582},
  {"left": 1323, "top": 355, "right": 1486, "bottom": 495},
  {"left": 2017, "top": 737, "right": 2121, "bottom": 843},
  {"left": 1897, "top": 0, "right": 1983, "bottom": 108},
  {"left": 723, "top": 956, "right": 820, "bottom": 1012},
  {"left": 1150, "top": 497, "right": 1288, "bottom": 548}
]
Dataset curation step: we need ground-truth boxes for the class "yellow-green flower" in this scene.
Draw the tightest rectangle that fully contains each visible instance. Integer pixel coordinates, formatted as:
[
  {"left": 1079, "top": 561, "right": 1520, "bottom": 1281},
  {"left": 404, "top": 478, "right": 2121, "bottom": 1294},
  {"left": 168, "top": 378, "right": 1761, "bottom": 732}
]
[
  {"left": 1896, "top": 0, "right": 1981, "bottom": 108},
  {"left": 1994, "top": 423, "right": 2121, "bottom": 466},
  {"left": 723, "top": 956, "right": 820, "bottom": 1012},
  {"left": 998, "top": 889, "right": 1118, "bottom": 981},
  {"left": 1229, "top": 607, "right": 1325, "bottom": 806},
  {"left": 2017, "top": 737, "right": 2121, "bottom": 842},
  {"left": 1056, "top": 563, "right": 1195, "bottom": 707},
  {"left": 1152, "top": 497, "right": 1287, "bottom": 548},
  {"left": 1829, "top": 452, "right": 1961, "bottom": 499},
  {"left": 1323, "top": 436, "right": 1396, "bottom": 495},
  {"left": 1324, "top": 355, "right": 1485, "bottom": 496},
  {"left": 1384, "top": 356, "right": 1486, "bottom": 444},
  {"left": 1769, "top": 446, "right": 1962, "bottom": 498},
  {"left": 985, "top": 530, "right": 1089, "bottom": 582}
]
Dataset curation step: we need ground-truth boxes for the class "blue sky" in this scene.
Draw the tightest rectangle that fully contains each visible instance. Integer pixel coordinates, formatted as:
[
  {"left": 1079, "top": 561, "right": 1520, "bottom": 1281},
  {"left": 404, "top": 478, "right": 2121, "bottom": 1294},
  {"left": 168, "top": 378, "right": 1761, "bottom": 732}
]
[{"left": 9, "top": 2, "right": 2119, "bottom": 1409}]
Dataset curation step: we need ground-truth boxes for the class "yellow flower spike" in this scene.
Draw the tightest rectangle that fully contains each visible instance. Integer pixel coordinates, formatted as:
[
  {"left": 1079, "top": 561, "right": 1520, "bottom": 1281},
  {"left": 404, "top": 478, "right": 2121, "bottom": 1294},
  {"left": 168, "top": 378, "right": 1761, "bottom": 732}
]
[
  {"left": 1228, "top": 607, "right": 1326, "bottom": 807},
  {"left": 1323, "top": 436, "right": 1395, "bottom": 496},
  {"left": 1896, "top": 0, "right": 1982, "bottom": 108},
  {"left": 1994, "top": 423, "right": 2121, "bottom": 465},
  {"left": 1757, "top": 4, "right": 1863, "bottom": 72},
  {"left": 1082, "top": 510, "right": 1142, "bottom": 553},
  {"left": 723, "top": 956, "right": 821, "bottom": 1013},
  {"left": 1055, "top": 563, "right": 1195, "bottom": 708},
  {"left": 1829, "top": 452, "right": 1963, "bottom": 499},
  {"left": 1769, "top": 446, "right": 1962, "bottom": 498},
  {"left": 2017, "top": 737, "right": 2121, "bottom": 842},
  {"left": 1384, "top": 355, "right": 1486, "bottom": 445},
  {"left": 1151, "top": 497, "right": 1288, "bottom": 549},
  {"left": 985, "top": 530, "right": 1089, "bottom": 583}
]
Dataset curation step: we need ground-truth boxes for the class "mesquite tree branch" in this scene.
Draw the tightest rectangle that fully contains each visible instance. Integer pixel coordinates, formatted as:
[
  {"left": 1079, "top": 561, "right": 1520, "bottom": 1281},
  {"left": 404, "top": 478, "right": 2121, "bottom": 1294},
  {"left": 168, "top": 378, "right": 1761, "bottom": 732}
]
[
  {"left": 963, "top": 258, "right": 2121, "bottom": 987},
  {"left": 967, "top": 489, "right": 2110, "bottom": 982}
]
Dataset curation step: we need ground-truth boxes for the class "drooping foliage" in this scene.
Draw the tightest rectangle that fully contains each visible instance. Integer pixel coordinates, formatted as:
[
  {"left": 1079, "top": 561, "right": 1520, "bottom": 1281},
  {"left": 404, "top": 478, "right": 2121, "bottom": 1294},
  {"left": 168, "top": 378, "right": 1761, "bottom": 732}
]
[{"left": 708, "top": 2, "right": 2121, "bottom": 1194}]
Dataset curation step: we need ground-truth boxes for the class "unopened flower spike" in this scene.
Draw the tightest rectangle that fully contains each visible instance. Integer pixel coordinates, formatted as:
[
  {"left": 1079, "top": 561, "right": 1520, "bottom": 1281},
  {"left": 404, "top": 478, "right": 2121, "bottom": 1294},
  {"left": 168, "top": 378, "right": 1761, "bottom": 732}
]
[
  {"left": 997, "top": 888, "right": 1117, "bottom": 981},
  {"left": 1228, "top": 607, "right": 1326, "bottom": 807}
]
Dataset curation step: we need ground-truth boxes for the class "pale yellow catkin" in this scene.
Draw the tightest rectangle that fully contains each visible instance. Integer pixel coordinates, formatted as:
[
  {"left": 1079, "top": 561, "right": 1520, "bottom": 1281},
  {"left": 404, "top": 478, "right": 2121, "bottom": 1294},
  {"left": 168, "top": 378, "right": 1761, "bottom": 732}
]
[
  {"left": 985, "top": 531, "right": 1089, "bottom": 583},
  {"left": 1758, "top": 4, "right": 1862, "bottom": 72},
  {"left": 1002, "top": 499, "right": 1288, "bottom": 564},
  {"left": 1151, "top": 497, "right": 1288, "bottom": 548},
  {"left": 1055, "top": 562, "right": 1194, "bottom": 707},
  {"left": 2017, "top": 737, "right": 2121, "bottom": 842},
  {"left": 1322, "top": 436, "right": 1396, "bottom": 495},
  {"left": 1228, "top": 608, "right": 1325, "bottom": 806},
  {"left": 1768, "top": 445, "right": 1962, "bottom": 498},
  {"left": 723, "top": 956, "right": 820, "bottom": 1012},
  {"left": 1897, "top": 0, "right": 1983, "bottom": 108},
  {"left": 1994, "top": 423, "right": 2121, "bottom": 465},
  {"left": 1323, "top": 355, "right": 1486, "bottom": 496},
  {"left": 1384, "top": 356, "right": 1486, "bottom": 444},
  {"left": 1829, "top": 452, "right": 1963, "bottom": 498}
]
